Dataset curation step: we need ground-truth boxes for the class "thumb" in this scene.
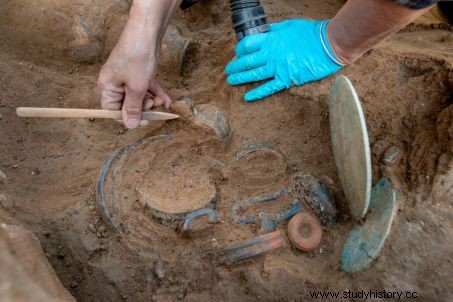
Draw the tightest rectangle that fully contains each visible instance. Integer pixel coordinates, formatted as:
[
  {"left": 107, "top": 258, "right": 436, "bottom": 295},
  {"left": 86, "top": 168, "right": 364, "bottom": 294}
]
[{"left": 123, "top": 85, "right": 146, "bottom": 129}]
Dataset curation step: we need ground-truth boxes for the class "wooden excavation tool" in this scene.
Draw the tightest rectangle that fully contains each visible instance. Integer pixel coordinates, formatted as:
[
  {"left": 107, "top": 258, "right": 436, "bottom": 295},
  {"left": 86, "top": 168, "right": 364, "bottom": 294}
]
[{"left": 16, "top": 107, "right": 179, "bottom": 121}]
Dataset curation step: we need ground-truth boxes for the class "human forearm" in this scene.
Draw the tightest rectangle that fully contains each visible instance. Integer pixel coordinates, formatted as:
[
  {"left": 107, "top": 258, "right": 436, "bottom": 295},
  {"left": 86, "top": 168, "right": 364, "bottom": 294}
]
[
  {"left": 328, "top": 0, "right": 432, "bottom": 64},
  {"left": 98, "top": 0, "right": 180, "bottom": 128},
  {"left": 117, "top": 0, "right": 182, "bottom": 59}
]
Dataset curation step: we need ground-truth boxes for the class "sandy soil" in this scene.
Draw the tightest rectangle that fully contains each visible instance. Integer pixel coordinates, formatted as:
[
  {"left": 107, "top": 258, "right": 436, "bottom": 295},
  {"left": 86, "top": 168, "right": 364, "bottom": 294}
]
[
  {"left": 0, "top": 210, "right": 74, "bottom": 301},
  {"left": 0, "top": 0, "right": 452, "bottom": 301}
]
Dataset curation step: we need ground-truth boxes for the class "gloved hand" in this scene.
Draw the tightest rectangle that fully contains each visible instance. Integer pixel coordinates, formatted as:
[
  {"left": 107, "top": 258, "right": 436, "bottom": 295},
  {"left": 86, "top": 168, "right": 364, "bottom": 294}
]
[{"left": 225, "top": 19, "right": 345, "bottom": 102}]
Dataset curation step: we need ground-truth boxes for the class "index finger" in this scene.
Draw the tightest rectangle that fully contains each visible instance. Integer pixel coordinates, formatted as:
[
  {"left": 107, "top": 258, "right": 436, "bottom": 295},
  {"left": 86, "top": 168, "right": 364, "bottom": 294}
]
[
  {"left": 235, "top": 32, "right": 268, "bottom": 57},
  {"left": 100, "top": 89, "right": 124, "bottom": 110},
  {"left": 148, "top": 81, "right": 172, "bottom": 110}
]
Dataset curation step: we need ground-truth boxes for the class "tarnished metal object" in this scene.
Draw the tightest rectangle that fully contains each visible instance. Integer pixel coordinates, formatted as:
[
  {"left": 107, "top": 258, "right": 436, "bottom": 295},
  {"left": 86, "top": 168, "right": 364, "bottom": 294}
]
[
  {"left": 96, "top": 135, "right": 172, "bottom": 236},
  {"left": 229, "top": 187, "right": 292, "bottom": 225},
  {"left": 219, "top": 230, "right": 286, "bottom": 265},
  {"left": 232, "top": 141, "right": 338, "bottom": 229},
  {"left": 291, "top": 172, "right": 338, "bottom": 226},
  {"left": 219, "top": 211, "right": 323, "bottom": 264},
  {"left": 330, "top": 75, "right": 371, "bottom": 220},
  {"left": 194, "top": 104, "right": 231, "bottom": 142},
  {"left": 171, "top": 98, "right": 196, "bottom": 118},
  {"left": 258, "top": 202, "right": 302, "bottom": 234},
  {"left": 96, "top": 103, "right": 231, "bottom": 235},
  {"left": 235, "top": 141, "right": 290, "bottom": 170},
  {"left": 178, "top": 208, "right": 220, "bottom": 233},
  {"left": 340, "top": 179, "right": 397, "bottom": 272},
  {"left": 160, "top": 26, "right": 192, "bottom": 78},
  {"left": 96, "top": 133, "right": 218, "bottom": 232},
  {"left": 172, "top": 99, "right": 231, "bottom": 142}
]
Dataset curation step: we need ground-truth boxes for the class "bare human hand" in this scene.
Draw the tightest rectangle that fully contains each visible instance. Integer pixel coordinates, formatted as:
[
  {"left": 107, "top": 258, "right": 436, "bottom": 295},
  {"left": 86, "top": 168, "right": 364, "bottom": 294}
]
[
  {"left": 98, "top": 0, "right": 179, "bottom": 129},
  {"left": 98, "top": 51, "right": 171, "bottom": 128}
]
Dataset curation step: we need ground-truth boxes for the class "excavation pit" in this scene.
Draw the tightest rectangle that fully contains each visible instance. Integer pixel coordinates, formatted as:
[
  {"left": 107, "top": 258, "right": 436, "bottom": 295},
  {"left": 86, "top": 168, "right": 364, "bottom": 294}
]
[{"left": 1, "top": 1, "right": 452, "bottom": 300}]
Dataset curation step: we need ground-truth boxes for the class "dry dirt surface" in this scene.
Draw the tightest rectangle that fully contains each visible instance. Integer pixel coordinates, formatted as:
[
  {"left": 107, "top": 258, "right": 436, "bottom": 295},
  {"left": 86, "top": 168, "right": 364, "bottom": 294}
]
[
  {"left": 0, "top": 210, "right": 74, "bottom": 301},
  {"left": 0, "top": 0, "right": 452, "bottom": 301}
]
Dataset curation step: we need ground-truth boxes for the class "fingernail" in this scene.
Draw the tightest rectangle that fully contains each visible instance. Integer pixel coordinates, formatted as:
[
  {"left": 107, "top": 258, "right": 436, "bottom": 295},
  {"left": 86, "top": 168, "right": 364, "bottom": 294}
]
[
  {"left": 125, "top": 118, "right": 140, "bottom": 129},
  {"left": 139, "top": 119, "right": 149, "bottom": 127}
]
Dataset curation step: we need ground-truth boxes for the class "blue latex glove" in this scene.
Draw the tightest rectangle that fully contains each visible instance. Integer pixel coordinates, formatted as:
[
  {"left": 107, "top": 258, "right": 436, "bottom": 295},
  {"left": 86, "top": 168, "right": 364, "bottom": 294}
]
[{"left": 225, "top": 19, "right": 344, "bottom": 102}]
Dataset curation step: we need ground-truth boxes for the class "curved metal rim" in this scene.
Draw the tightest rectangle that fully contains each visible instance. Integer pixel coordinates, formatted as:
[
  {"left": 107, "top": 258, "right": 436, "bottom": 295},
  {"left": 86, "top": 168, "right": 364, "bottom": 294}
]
[
  {"left": 234, "top": 141, "right": 291, "bottom": 172},
  {"left": 96, "top": 135, "right": 172, "bottom": 236},
  {"left": 330, "top": 75, "right": 371, "bottom": 219}
]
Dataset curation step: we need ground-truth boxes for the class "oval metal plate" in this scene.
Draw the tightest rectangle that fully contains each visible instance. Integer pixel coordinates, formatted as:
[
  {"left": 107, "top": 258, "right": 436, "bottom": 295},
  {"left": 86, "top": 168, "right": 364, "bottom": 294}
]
[
  {"left": 340, "top": 179, "right": 397, "bottom": 272},
  {"left": 330, "top": 76, "right": 371, "bottom": 219}
]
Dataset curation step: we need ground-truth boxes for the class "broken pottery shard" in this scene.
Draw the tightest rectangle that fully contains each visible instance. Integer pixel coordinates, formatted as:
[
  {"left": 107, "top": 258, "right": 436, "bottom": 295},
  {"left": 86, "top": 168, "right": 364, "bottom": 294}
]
[
  {"left": 291, "top": 172, "right": 338, "bottom": 226},
  {"left": 194, "top": 104, "right": 231, "bottom": 142},
  {"left": 340, "top": 179, "right": 397, "bottom": 273}
]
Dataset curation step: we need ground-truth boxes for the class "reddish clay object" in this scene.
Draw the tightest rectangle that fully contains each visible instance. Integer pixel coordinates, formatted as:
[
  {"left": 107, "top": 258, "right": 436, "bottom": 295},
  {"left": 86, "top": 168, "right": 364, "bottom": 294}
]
[
  {"left": 287, "top": 212, "right": 322, "bottom": 251},
  {"left": 220, "top": 230, "right": 286, "bottom": 264}
]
